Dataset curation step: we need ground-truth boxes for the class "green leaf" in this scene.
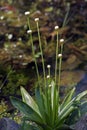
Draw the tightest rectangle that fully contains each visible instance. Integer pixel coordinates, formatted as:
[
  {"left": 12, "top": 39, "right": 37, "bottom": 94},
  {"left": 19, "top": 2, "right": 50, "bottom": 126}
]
[
  {"left": 42, "top": 91, "right": 51, "bottom": 124},
  {"left": 80, "top": 101, "right": 87, "bottom": 115},
  {"left": 58, "top": 89, "right": 87, "bottom": 124},
  {"left": 60, "top": 87, "right": 75, "bottom": 110},
  {"left": 55, "top": 97, "right": 76, "bottom": 127},
  {"left": 59, "top": 98, "right": 75, "bottom": 117},
  {"left": 20, "top": 122, "right": 43, "bottom": 130},
  {"left": 51, "top": 81, "right": 58, "bottom": 125},
  {"left": 20, "top": 86, "right": 40, "bottom": 116},
  {"left": 67, "top": 101, "right": 87, "bottom": 125},
  {"left": 35, "top": 88, "right": 46, "bottom": 120},
  {"left": 51, "top": 81, "right": 56, "bottom": 110},
  {"left": 10, "top": 96, "right": 44, "bottom": 124},
  {"left": 57, "top": 124, "right": 73, "bottom": 130},
  {"left": 75, "top": 90, "right": 87, "bottom": 101}
]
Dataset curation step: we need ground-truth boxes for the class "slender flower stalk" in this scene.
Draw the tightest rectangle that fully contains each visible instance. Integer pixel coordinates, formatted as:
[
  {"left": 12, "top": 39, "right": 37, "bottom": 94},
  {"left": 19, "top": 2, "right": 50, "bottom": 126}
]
[
  {"left": 58, "top": 53, "right": 62, "bottom": 93},
  {"left": 25, "top": 11, "right": 31, "bottom": 47},
  {"left": 58, "top": 39, "right": 64, "bottom": 92},
  {"left": 60, "top": 39, "right": 64, "bottom": 54},
  {"left": 47, "top": 65, "right": 51, "bottom": 78},
  {"left": 35, "top": 18, "right": 46, "bottom": 88},
  {"left": 27, "top": 30, "right": 40, "bottom": 86},
  {"left": 26, "top": 13, "right": 40, "bottom": 86},
  {"left": 27, "top": 17, "right": 31, "bottom": 30},
  {"left": 54, "top": 26, "right": 59, "bottom": 85},
  {"left": 0, "top": 68, "right": 13, "bottom": 90},
  {"left": 62, "top": 2, "right": 70, "bottom": 27},
  {"left": 25, "top": 11, "right": 30, "bottom": 29}
]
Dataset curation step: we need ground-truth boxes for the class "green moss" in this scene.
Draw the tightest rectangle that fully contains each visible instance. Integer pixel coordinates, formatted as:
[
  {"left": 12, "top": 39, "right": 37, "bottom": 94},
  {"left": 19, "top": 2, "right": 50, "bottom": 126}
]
[
  {"left": 0, "top": 100, "right": 10, "bottom": 118},
  {"left": 0, "top": 100, "right": 22, "bottom": 123},
  {"left": 0, "top": 66, "right": 29, "bottom": 96}
]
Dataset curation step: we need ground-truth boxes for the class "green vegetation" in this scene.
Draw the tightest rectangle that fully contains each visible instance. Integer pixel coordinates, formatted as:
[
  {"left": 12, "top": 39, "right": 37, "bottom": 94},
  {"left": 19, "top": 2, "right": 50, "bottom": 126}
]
[
  {"left": 0, "top": 100, "right": 10, "bottom": 118},
  {"left": 0, "top": 100, "right": 21, "bottom": 123},
  {"left": 10, "top": 14, "right": 87, "bottom": 130},
  {"left": 11, "top": 83, "right": 87, "bottom": 130},
  {"left": 0, "top": 66, "right": 29, "bottom": 96}
]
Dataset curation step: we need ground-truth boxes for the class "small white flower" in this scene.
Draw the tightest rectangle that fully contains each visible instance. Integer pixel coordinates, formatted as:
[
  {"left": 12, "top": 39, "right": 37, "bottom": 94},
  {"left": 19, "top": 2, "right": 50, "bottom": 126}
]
[
  {"left": 0, "top": 16, "right": 4, "bottom": 20},
  {"left": 60, "top": 39, "right": 64, "bottom": 43},
  {"left": 18, "top": 37, "right": 22, "bottom": 41},
  {"left": 49, "top": 84, "right": 52, "bottom": 87},
  {"left": 47, "top": 75, "right": 50, "bottom": 79},
  {"left": 47, "top": 65, "right": 51, "bottom": 68},
  {"left": 8, "top": 34, "right": 13, "bottom": 40},
  {"left": 19, "top": 55, "right": 23, "bottom": 58},
  {"left": 55, "top": 26, "right": 59, "bottom": 30},
  {"left": 35, "top": 18, "right": 39, "bottom": 22},
  {"left": 24, "top": 11, "right": 30, "bottom": 15},
  {"left": 27, "top": 30, "right": 32, "bottom": 34},
  {"left": 58, "top": 54, "right": 62, "bottom": 58}
]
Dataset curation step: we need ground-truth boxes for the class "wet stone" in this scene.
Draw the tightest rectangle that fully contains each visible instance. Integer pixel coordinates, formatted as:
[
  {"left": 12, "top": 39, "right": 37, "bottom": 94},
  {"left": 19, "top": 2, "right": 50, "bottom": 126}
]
[
  {"left": 73, "top": 114, "right": 87, "bottom": 130},
  {"left": 0, "top": 118, "right": 20, "bottom": 130},
  {"left": 76, "top": 74, "right": 87, "bottom": 94}
]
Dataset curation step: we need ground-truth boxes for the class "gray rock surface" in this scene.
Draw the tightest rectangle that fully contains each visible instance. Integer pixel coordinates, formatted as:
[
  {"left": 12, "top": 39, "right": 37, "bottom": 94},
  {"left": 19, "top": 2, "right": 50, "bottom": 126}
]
[
  {"left": 0, "top": 118, "right": 20, "bottom": 130},
  {"left": 73, "top": 114, "right": 87, "bottom": 130}
]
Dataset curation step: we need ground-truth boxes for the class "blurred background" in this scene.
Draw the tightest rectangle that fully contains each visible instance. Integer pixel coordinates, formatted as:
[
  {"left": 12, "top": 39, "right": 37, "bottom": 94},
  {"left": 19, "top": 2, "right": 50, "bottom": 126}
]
[{"left": 0, "top": 0, "right": 87, "bottom": 117}]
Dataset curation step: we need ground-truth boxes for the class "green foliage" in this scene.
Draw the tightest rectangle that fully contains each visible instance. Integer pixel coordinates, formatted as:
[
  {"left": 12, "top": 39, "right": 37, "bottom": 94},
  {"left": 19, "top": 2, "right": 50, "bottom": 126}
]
[
  {"left": 10, "top": 84, "right": 87, "bottom": 130},
  {"left": 0, "top": 100, "right": 10, "bottom": 118},
  {"left": 1, "top": 66, "right": 29, "bottom": 96},
  {"left": 0, "top": 100, "right": 21, "bottom": 123},
  {"left": 10, "top": 12, "right": 87, "bottom": 130}
]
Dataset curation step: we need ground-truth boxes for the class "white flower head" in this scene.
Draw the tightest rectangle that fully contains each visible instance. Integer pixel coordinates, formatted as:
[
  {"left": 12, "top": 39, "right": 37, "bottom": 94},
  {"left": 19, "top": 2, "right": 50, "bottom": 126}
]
[
  {"left": 58, "top": 54, "right": 62, "bottom": 58},
  {"left": 47, "top": 75, "right": 50, "bottom": 79},
  {"left": 60, "top": 39, "right": 64, "bottom": 43},
  {"left": 49, "top": 84, "right": 52, "bottom": 88},
  {"left": 8, "top": 34, "right": 13, "bottom": 40},
  {"left": 19, "top": 55, "right": 23, "bottom": 58},
  {"left": 55, "top": 26, "right": 59, "bottom": 30},
  {"left": 35, "top": 18, "right": 39, "bottom": 22},
  {"left": 27, "top": 30, "right": 32, "bottom": 34},
  {"left": 18, "top": 37, "right": 22, "bottom": 41},
  {"left": 0, "top": 16, "right": 4, "bottom": 20},
  {"left": 24, "top": 11, "right": 30, "bottom": 15},
  {"left": 47, "top": 65, "right": 51, "bottom": 68}
]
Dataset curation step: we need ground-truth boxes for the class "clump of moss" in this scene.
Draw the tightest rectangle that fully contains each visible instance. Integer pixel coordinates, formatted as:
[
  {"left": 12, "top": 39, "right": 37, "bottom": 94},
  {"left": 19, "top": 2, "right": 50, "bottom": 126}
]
[
  {"left": 0, "top": 66, "right": 29, "bottom": 96},
  {"left": 2, "top": 72, "right": 28, "bottom": 96},
  {"left": 0, "top": 100, "right": 10, "bottom": 118},
  {"left": 0, "top": 100, "right": 22, "bottom": 124}
]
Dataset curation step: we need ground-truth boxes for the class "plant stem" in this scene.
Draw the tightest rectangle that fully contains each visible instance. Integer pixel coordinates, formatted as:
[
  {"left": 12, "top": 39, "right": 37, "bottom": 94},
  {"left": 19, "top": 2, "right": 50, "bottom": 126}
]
[
  {"left": 62, "top": 2, "right": 70, "bottom": 27},
  {"left": 27, "top": 16, "right": 40, "bottom": 86},
  {"left": 58, "top": 41, "right": 64, "bottom": 93},
  {"left": 30, "top": 32, "right": 40, "bottom": 86},
  {"left": 58, "top": 55, "right": 62, "bottom": 93},
  {"left": 48, "top": 68, "right": 50, "bottom": 78},
  {"left": 0, "top": 68, "right": 13, "bottom": 90},
  {"left": 61, "top": 43, "right": 63, "bottom": 54},
  {"left": 55, "top": 30, "right": 59, "bottom": 85},
  {"left": 27, "top": 17, "right": 30, "bottom": 29},
  {"left": 36, "top": 21, "right": 46, "bottom": 88}
]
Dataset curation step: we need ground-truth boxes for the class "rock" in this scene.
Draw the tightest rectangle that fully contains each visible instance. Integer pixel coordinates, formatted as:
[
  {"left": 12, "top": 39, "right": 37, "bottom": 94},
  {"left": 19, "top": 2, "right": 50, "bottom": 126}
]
[
  {"left": 0, "top": 118, "right": 20, "bottom": 130},
  {"left": 76, "top": 74, "right": 87, "bottom": 94},
  {"left": 61, "top": 54, "right": 82, "bottom": 70},
  {"left": 60, "top": 70, "right": 85, "bottom": 87},
  {"left": 73, "top": 114, "right": 87, "bottom": 130}
]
